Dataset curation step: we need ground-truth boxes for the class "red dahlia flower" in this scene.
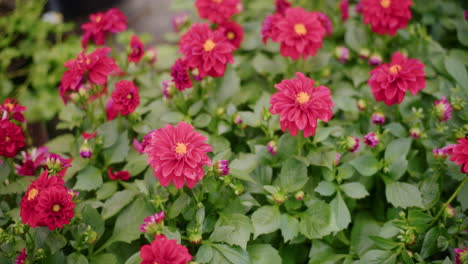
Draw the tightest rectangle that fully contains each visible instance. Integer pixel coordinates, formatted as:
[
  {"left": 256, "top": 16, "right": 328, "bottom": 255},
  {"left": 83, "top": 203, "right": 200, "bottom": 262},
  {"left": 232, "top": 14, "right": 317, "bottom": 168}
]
[
  {"left": 368, "top": 52, "right": 425, "bottom": 106},
  {"left": 315, "top": 12, "right": 333, "bottom": 37},
  {"left": 128, "top": 35, "right": 145, "bottom": 63},
  {"left": 340, "top": 0, "right": 349, "bottom": 21},
  {"left": 0, "top": 98, "right": 26, "bottom": 122},
  {"left": 275, "top": 0, "right": 291, "bottom": 15},
  {"left": 60, "top": 48, "right": 119, "bottom": 103},
  {"left": 106, "top": 80, "right": 140, "bottom": 120},
  {"left": 261, "top": 14, "right": 282, "bottom": 44},
  {"left": 143, "top": 122, "right": 213, "bottom": 189},
  {"left": 140, "top": 235, "right": 192, "bottom": 264},
  {"left": 270, "top": 7, "right": 327, "bottom": 60},
  {"left": 108, "top": 168, "right": 131, "bottom": 181},
  {"left": 0, "top": 120, "right": 25, "bottom": 158},
  {"left": 270, "top": 72, "right": 334, "bottom": 137},
  {"left": 195, "top": 0, "right": 240, "bottom": 24},
  {"left": 217, "top": 21, "right": 244, "bottom": 49},
  {"left": 20, "top": 171, "right": 66, "bottom": 227},
  {"left": 170, "top": 59, "right": 193, "bottom": 91},
  {"left": 179, "top": 23, "right": 235, "bottom": 78},
  {"left": 449, "top": 138, "right": 468, "bottom": 174},
  {"left": 81, "top": 8, "right": 127, "bottom": 48},
  {"left": 36, "top": 186, "right": 75, "bottom": 230},
  {"left": 361, "top": 0, "right": 412, "bottom": 36}
]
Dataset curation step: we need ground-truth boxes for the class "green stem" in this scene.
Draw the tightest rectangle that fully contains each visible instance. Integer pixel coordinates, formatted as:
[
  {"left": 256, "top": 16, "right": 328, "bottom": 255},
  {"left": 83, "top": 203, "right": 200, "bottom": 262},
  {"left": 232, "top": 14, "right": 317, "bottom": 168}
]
[
  {"left": 431, "top": 176, "right": 468, "bottom": 225},
  {"left": 297, "top": 132, "right": 304, "bottom": 156}
]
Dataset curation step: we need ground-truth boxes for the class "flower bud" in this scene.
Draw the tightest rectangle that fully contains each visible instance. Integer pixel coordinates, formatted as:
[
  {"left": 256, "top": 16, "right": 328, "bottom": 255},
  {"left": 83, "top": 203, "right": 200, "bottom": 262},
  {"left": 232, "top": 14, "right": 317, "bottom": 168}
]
[
  {"left": 294, "top": 190, "right": 304, "bottom": 200},
  {"left": 356, "top": 99, "right": 367, "bottom": 111},
  {"left": 368, "top": 53, "right": 382, "bottom": 66},
  {"left": 444, "top": 204, "right": 455, "bottom": 218},
  {"left": 272, "top": 192, "right": 286, "bottom": 203},
  {"left": 233, "top": 183, "right": 245, "bottom": 195},
  {"left": 359, "top": 48, "right": 370, "bottom": 60},
  {"left": 409, "top": 127, "right": 421, "bottom": 139},
  {"left": 162, "top": 80, "right": 176, "bottom": 100},
  {"left": 364, "top": 132, "right": 379, "bottom": 148},
  {"left": 233, "top": 114, "right": 242, "bottom": 125},
  {"left": 172, "top": 13, "right": 188, "bottom": 32},
  {"left": 79, "top": 141, "right": 93, "bottom": 159},
  {"left": 333, "top": 153, "right": 341, "bottom": 166},
  {"left": 266, "top": 140, "right": 278, "bottom": 156},
  {"left": 188, "top": 232, "right": 202, "bottom": 244},
  {"left": 371, "top": 112, "right": 385, "bottom": 125},
  {"left": 216, "top": 107, "right": 225, "bottom": 116},
  {"left": 345, "top": 136, "right": 360, "bottom": 152},
  {"left": 214, "top": 160, "right": 230, "bottom": 176},
  {"left": 335, "top": 46, "right": 349, "bottom": 63},
  {"left": 455, "top": 247, "right": 468, "bottom": 264},
  {"left": 140, "top": 212, "right": 165, "bottom": 235},
  {"left": 434, "top": 97, "right": 452, "bottom": 122},
  {"left": 433, "top": 147, "right": 448, "bottom": 159},
  {"left": 146, "top": 47, "right": 157, "bottom": 64}
]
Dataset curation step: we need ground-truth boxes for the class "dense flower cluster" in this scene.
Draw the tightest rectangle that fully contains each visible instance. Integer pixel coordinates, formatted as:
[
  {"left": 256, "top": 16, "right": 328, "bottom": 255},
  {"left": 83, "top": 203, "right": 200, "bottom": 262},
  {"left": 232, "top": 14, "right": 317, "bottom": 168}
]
[
  {"left": 143, "top": 122, "right": 213, "bottom": 189},
  {"left": 368, "top": 52, "right": 425, "bottom": 105},
  {"left": 270, "top": 72, "right": 334, "bottom": 137},
  {"left": 20, "top": 171, "right": 75, "bottom": 230}
]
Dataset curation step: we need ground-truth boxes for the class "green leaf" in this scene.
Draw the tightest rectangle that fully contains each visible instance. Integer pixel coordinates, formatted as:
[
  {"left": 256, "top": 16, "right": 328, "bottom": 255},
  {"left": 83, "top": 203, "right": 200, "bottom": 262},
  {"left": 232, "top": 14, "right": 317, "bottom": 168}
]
[
  {"left": 96, "top": 181, "right": 118, "bottom": 200},
  {"left": 238, "top": 111, "right": 260, "bottom": 127},
  {"left": 122, "top": 155, "right": 148, "bottom": 176},
  {"left": 385, "top": 123, "right": 407, "bottom": 138},
  {"left": 309, "top": 240, "right": 345, "bottom": 264},
  {"left": 211, "top": 244, "right": 250, "bottom": 264},
  {"left": 161, "top": 112, "right": 184, "bottom": 123},
  {"left": 230, "top": 154, "right": 257, "bottom": 183},
  {"left": 351, "top": 214, "right": 381, "bottom": 257},
  {"left": 209, "top": 214, "right": 253, "bottom": 250},
  {"left": 91, "top": 254, "right": 118, "bottom": 264},
  {"left": 385, "top": 182, "right": 424, "bottom": 209},
  {"left": 349, "top": 154, "right": 380, "bottom": 176},
  {"left": 251, "top": 206, "right": 281, "bottom": 238},
  {"left": 193, "top": 113, "right": 212, "bottom": 128},
  {"left": 81, "top": 205, "right": 105, "bottom": 239},
  {"left": 444, "top": 55, "right": 468, "bottom": 90},
  {"left": 168, "top": 192, "right": 191, "bottom": 219},
  {"left": 340, "top": 182, "right": 369, "bottom": 199},
  {"left": 217, "top": 66, "right": 240, "bottom": 103},
  {"left": 107, "top": 197, "right": 151, "bottom": 245},
  {"left": 332, "top": 193, "right": 351, "bottom": 230},
  {"left": 299, "top": 200, "right": 333, "bottom": 239},
  {"left": 388, "top": 157, "right": 408, "bottom": 180},
  {"left": 276, "top": 158, "right": 308, "bottom": 192},
  {"left": 421, "top": 227, "right": 442, "bottom": 258},
  {"left": 46, "top": 232, "right": 67, "bottom": 254},
  {"left": 385, "top": 138, "right": 412, "bottom": 162},
  {"left": 196, "top": 245, "right": 214, "bottom": 263},
  {"left": 280, "top": 214, "right": 299, "bottom": 242},
  {"left": 103, "top": 131, "right": 130, "bottom": 165},
  {"left": 101, "top": 190, "right": 137, "bottom": 220},
  {"left": 73, "top": 166, "right": 103, "bottom": 191},
  {"left": 0, "top": 177, "right": 30, "bottom": 195},
  {"left": 345, "top": 21, "right": 368, "bottom": 52},
  {"left": 67, "top": 253, "right": 88, "bottom": 264},
  {"left": 188, "top": 101, "right": 204, "bottom": 116},
  {"left": 252, "top": 53, "right": 283, "bottom": 75},
  {"left": 97, "top": 120, "right": 118, "bottom": 148},
  {"left": 369, "top": 236, "right": 399, "bottom": 250},
  {"left": 248, "top": 244, "right": 281, "bottom": 264},
  {"left": 359, "top": 250, "right": 393, "bottom": 264},
  {"left": 315, "top": 181, "right": 336, "bottom": 196},
  {"left": 124, "top": 252, "right": 141, "bottom": 264},
  {"left": 45, "top": 134, "right": 75, "bottom": 154},
  {"left": 407, "top": 209, "right": 432, "bottom": 233}
]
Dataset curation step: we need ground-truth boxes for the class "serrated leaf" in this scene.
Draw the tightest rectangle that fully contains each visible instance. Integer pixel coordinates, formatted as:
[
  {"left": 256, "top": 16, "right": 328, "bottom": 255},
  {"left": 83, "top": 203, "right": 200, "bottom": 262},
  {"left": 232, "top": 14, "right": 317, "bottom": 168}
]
[
  {"left": 210, "top": 214, "right": 253, "bottom": 249},
  {"left": 385, "top": 138, "right": 412, "bottom": 162},
  {"left": 280, "top": 214, "right": 299, "bottom": 242},
  {"left": 101, "top": 190, "right": 137, "bottom": 220},
  {"left": 276, "top": 158, "right": 308, "bottom": 192},
  {"left": 211, "top": 244, "right": 250, "bottom": 264},
  {"left": 385, "top": 182, "right": 424, "bottom": 209},
  {"left": 248, "top": 244, "right": 281, "bottom": 264},
  {"left": 299, "top": 200, "right": 333, "bottom": 239},
  {"left": 251, "top": 206, "right": 281, "bottom": 238},
  {"left": 315, "top": 181, "right": 336, "bottom": 196},
  {"left": 331, "top": 193, "right": 351, "bottom": 230},
  {"left": 349, "top": 154, "right": 380, "bottom": 177}
]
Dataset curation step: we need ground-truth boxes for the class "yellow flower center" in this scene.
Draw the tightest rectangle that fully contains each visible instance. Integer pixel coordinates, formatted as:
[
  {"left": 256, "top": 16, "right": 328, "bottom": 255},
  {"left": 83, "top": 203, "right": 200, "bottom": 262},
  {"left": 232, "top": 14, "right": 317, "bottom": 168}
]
[
  {"left": 95, "top": 15, "right": 102, "bottom": 22},
  {"left": 27, "top": 188, "right": 39, "bottom": 200},
  {"left": 294, "top": 24, "right": 307, "bottom": 36},
  {"left": 296, "top": 92, "right": 310, "bottom": 104},
  {"left": 380, "top": 0, "right": 391, "bottom": 8},
  {"left": 5, "top": 136, "right": 10, "bottom": 142},
  {"left": 212, "top": 0, "right": 222, "bottom": 3},
  {"left": 175, "top": 142, "right": 188, "bottom": 155},
  {"left": 5, "top": 103, "right": 14, "bottom": 111},
  {"left": 127, "top": 94, "right": 132, "bottom": 99},
  {"left": 389, "top": 64, "right": 402, "bottom": 74},
  {"left": 153, "top": 261, "right": 159, "bottom": 264},
  {"left": 52, "top": 204, "right": 61, "bottom": 212},
  {"left": 203, "top": 39, "right": 216, "bottom": 52},
  {"left": 227, "top": 32, "right": 235, "bottom": 40}
]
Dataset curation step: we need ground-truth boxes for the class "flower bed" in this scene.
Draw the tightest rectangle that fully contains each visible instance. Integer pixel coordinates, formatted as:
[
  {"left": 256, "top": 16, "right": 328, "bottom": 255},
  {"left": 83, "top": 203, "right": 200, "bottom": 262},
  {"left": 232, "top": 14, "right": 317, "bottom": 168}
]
[{"left": 1, "top": 0, "right": 468, "bottom": 263}]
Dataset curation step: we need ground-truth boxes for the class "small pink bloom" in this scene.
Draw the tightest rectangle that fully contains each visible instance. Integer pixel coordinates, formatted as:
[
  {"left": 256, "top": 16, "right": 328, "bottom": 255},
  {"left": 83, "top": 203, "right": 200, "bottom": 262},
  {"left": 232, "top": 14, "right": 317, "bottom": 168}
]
[
  {"left": 455, "top": 247, "right": 468, "bottom": 264},
  {"left": 334, "top": 153, "right": 341, "bottom": 166},
  {"left": 82, "top": 132, "right": 98, "bottom": 139},
  {"left": 15, "top": 248, "right": 26, "bottom": 264},
  {"left": 339, "top": 0, "right": 349, "bottom": 21},
  {"left": 172, "top": 13, "right": 188, "bottom": 32},
  {"left": 346, "top": 136, "right": 360, "bottom": 152},
  {"left": 434, "top": 96, "right": 452, "bottom": 122},
  {"left": 364, "top": 132, "right": 379, "bottom": 148},
  {"left": 371, "top": 112, "right": 386, "bottom": 125},
  {"left": 214, "top": 160, "right": 230, "bottom": 176},
  {"left": 1, "top": 98, "right": 27, "bottom": 122},
  {"left": 128, "top": 35, "right": 145, "bottom": 63},
  {"left": 266, "top": 140, "right": 278, "bottom": 155},
  {"left": 15, "top": 147, "right": 49, "bottom": 176},
  {"left": 139, "top": 211, "right": 165, "bottom": 233},
  {"left": 368, "top": 53, "right": 382, "bottom": 65},
  {"left": 335, "top": 46, "right": 349, "bottom": 63},
  {"left": 409, "top": 127, "right": 421, "bottom": 139}
]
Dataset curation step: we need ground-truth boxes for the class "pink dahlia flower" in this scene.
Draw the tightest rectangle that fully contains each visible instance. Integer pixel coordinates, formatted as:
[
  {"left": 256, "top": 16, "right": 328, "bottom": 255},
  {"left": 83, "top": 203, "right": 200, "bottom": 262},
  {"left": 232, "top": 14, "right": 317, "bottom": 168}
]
[
  {"left": 368, "top": 51, "right": 425, "bottom": 106},
  {"left": 449, "top": 138, "right": 468, "bottom": 173},
  {"left": 195, "top": 0, "right": 240, "bottom": 24},
  {"left": 143, "top": 122, "right": 213, "bottom": 189},
  {"left": 361, "top": 0, "right": 412, "bottom": 36},
  {"left": 179, "top": 23, "right": 235, "bottom": 78},
  {"left": 270, "top": 72, "right": 334, "bottom": 138}
]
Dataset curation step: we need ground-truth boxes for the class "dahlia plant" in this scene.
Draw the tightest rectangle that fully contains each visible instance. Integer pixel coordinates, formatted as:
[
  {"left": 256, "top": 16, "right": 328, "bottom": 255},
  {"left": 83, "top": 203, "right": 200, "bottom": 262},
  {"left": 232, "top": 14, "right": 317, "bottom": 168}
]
[{"left": 1, "top": 0, "right": 468, "bottom": 263}]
